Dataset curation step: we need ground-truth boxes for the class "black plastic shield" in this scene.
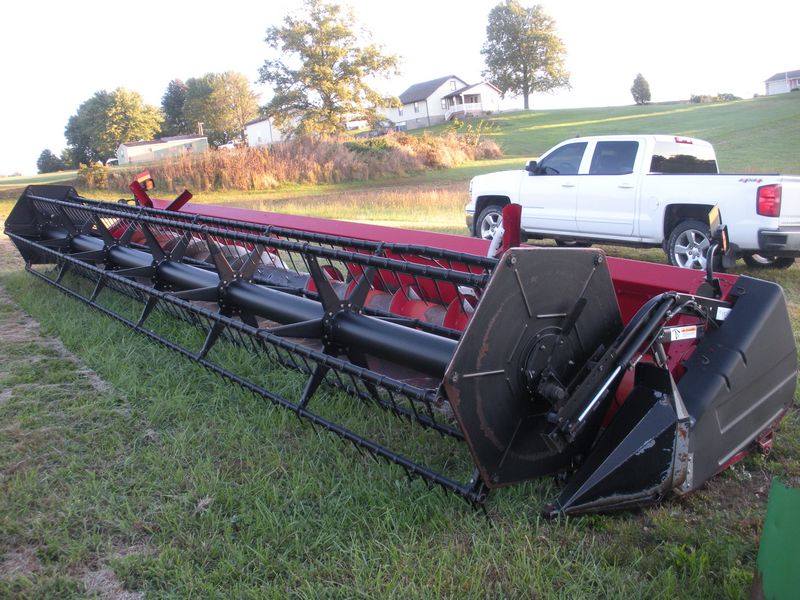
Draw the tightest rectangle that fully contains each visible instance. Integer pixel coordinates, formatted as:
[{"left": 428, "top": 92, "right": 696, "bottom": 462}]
[{"left": 443, "top": 247, "right": 623, "bottom": 487}]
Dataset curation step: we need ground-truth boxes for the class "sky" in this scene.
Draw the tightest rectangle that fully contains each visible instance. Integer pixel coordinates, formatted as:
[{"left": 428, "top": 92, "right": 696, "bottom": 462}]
[{"left": 1, "top": 0, "right": 797, "bottom": 175}]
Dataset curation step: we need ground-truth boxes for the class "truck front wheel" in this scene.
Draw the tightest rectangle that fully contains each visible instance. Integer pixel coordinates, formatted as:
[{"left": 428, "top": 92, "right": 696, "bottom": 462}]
[
  {"left": 476, "top": 204, "right": 503, "bottom": 240},
  {"left": 741, "top": 253, "right": 795, "bottom": 269},
  {"left": 666, "top": 219, "right": 713, "bottom": 270}
]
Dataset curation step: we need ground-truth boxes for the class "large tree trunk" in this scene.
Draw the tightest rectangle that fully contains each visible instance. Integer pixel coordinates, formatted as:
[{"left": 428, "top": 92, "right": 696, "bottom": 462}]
[{"left": 522, "top": 69, "right": 530, "bottom": 110}]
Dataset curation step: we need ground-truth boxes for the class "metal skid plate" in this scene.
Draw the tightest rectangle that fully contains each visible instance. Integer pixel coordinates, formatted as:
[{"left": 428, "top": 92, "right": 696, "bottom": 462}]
[{"left": 443, "top": 247, "right": 623, "bottom": 488}]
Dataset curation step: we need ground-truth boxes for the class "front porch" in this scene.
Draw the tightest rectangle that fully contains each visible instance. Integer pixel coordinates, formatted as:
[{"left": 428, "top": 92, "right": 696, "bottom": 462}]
[{"left": 442, "top": 92, "right": 486, "bottom": 121}]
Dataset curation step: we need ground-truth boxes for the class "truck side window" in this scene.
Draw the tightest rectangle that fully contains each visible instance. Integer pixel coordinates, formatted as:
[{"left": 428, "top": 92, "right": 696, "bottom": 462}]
[
  {"left": 537, "top": 142, "right": 587, "bottom": 175},
  {"left": 650, "top": 142, "right": 718, "bottom": 173},
  {"left": 589, "top": 141, "right": 639, "bottom": 175}
]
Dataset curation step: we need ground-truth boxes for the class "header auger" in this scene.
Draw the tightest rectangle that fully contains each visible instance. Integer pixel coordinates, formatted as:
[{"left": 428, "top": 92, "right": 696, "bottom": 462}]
[{"left": 5, "top": 182, "right": 796, "bottom": 516}]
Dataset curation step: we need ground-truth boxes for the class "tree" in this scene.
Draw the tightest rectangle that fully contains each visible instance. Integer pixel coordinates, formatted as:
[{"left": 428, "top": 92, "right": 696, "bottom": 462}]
[
  {"left": 258, "top": 0, "right": 400, "bottom": 135},
  {"left": 631, "top": 73, "right": 651, "bottom": 105},
  {"left": 161, "top": 79, "right": 189, "bottom": 136},
  {"left": 65, "top": 90, "right": 113, "bottom": 165},
  {"left": 36, "top": 149, "right": 66, "bottom": 173},
  {"left": 481, "top": 1, "right": 570, "bottom": 110},
  {"left": 65, "top": 88, "right": 162, "bottom": 163},
  {"left": 99, "top": 89, "right": 163, "bottom": 158},
  {"left": 60, "top": 148, "right": 77, "bottom": 169},
  {"left": 183, "top": 72, "right": 259, "bottom": 145}
]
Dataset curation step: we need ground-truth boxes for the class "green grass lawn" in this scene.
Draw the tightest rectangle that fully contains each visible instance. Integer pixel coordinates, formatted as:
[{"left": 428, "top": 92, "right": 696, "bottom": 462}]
[
  {"left": 0, "top": 171, "right": 77, "bottom": 190},
  {"left": 2, "top": 201, "right": 799, "bottom": 598},
  {"left": 2, "top": 93, "right": 800, "bottom": 598}
]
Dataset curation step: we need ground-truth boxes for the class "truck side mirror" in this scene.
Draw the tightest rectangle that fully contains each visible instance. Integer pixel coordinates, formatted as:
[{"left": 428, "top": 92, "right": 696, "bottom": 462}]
[{"left": 525, "top": 160, "right": 538, "bottom": 175}]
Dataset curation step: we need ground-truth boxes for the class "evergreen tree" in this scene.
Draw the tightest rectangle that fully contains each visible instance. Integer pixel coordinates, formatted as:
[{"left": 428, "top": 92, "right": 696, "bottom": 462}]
[
  {"left": 36, "top": 149, "right": 66, "bottom": 173},
  {"left": 631, "top": 73, "right": 651, "bottom": 105}
]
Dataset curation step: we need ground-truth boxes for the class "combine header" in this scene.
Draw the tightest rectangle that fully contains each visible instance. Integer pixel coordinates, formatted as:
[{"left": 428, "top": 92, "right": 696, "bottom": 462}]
[{"left": 5, "top": 181, "right": 797, "bottom": 516}]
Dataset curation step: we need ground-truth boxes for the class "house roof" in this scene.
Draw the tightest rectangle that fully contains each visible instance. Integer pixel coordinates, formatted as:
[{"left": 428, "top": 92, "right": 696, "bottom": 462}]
[
  {"left": 765, "top": 70, "right": 800, "bottom": 82},
  {"left": 398, "top": 75, "right": 465, "bottom": 104},
  {"left": 161, "top": 134, "right": 206, "bottom": 142},
  {"left": 245, "top": 116, "right": 270, "bottom": 127},
  {"left": 121, "top": 139, "right": 163, "bottom": 148},
  {"left": 442, "top": 82, "right": 502, "bottom": 99},
  {"left": 120, "top": 135, "right": 205, "bottom": 148}
]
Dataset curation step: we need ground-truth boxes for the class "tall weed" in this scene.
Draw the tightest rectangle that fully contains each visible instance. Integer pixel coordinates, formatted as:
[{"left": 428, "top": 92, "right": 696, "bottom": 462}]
[{"left": 102, "top": 133, "right": 503, "bottom": 193}]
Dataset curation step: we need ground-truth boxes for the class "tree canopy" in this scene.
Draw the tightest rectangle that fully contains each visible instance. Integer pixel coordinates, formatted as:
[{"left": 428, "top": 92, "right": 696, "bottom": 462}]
[
  {"left": 481, "top": 1, "right": 570, "bottom": 110},
  {"left": 631, "top": 73, "right": 651, "bottom": 105},
  {"left": 36, "top": 149, "right": 66, "bottom": 173},
  {"left": 64, "top": 90, "right": 113, "bottom": 165},
  {"left": 161, "top": 79, "right": 189, "bottom": 137},
  {"left": 258, "top": 0, "right": 399, "bottom": 135},
  {"left": 183, "top": 72, "right": 259, "bottom": 146},
  {"left": 64, "top": 89, "right": 162, "bottom": 164}
]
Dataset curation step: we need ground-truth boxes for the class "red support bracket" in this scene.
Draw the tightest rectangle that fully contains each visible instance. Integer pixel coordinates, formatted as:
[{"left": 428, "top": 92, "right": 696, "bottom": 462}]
[
  {"left": 500, "top": 203, "right": 522, "bottom": 253},
  {"left": 129, "top": 172, "right": 192, "bottom": 213}
]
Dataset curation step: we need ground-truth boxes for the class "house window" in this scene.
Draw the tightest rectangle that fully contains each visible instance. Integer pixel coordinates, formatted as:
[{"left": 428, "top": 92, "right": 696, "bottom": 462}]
[
  {"left": 441, "top": 99, "right": 447, "bottom": 110},
  {"left": 414, "top": 102, "right": 419, "bottom": 113},
  {"left": 398, "top": 106, "right": 403, "bottom": 116},
  {"left": 450, "top": 80, "right": 456, "bottom": 91}
]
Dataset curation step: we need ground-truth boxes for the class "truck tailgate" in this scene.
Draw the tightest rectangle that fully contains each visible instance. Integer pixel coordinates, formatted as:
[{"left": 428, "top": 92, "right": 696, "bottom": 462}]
[{"left": 779, "top": 176, "right": 800, "bottom": 225}]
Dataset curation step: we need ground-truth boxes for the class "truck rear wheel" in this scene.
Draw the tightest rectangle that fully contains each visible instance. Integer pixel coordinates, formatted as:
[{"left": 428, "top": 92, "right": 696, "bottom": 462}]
[
  {"left": 555, "top": 239, "right": 592, "bottom": 248},
  {"left": 666, "top": 219, "right": 713, "bottom": 270},
  {"left": 742, "top": 253, "right": 795, "bottom": 269}
]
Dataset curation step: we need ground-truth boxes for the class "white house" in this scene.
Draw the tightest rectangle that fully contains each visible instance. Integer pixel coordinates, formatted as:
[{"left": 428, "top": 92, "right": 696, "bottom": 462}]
[
  {"left": 244, "top": 117, "right": 287, "bottom": 147},
  {"left": 382, "top": 75, "right": 502, "bottom": 130},
  {"left": 117, "top": 135, "right": 208, "bottom": 165},
  {"left": 765, "top": 70, "right": 800, "bottom": 95}
]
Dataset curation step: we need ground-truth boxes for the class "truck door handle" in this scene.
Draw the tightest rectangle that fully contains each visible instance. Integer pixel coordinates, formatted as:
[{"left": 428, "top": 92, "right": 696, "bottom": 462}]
[
  {"left": 561, "top": 182, "right": 576, "bottom": 188},
  {"left": 618, "top": 183, "right": 634, "bottom": 189}
]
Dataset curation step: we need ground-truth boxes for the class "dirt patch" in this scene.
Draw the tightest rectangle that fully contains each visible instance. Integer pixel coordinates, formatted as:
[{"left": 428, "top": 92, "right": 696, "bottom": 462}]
[
  {"left": 0, "top": 234, "right": 23, "bottom": 275},
  {"left": 82, "top": 567, "right": 145, "bottom": 600},
  {"left": 0, "top": 237, "right": 115, "bottom": 398},
  {"left": 0, "top": 547, "right": 42, "bottom": 579},
  {"left": 80, "top": 542, "right": 154, "bottom": 600}
]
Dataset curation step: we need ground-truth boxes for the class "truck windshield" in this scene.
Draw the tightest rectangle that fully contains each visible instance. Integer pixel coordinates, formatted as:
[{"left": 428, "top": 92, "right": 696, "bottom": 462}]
[{"left": 650, "top": 142, "right": 718, "bottom": 174}]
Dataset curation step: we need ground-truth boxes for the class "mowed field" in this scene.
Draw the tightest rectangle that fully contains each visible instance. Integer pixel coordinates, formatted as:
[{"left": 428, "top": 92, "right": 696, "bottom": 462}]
[{"left": 1, "top": 94, "right": 800, "bottom": 598}]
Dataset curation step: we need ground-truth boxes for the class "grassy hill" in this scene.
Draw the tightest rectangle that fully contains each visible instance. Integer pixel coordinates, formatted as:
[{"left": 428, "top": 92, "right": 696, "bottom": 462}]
[{"left": 450, "top": 93, "right": 800, "bottom": 174}]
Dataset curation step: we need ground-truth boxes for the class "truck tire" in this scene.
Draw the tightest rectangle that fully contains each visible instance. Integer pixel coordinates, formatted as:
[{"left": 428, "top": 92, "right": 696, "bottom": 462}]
[
  {"left": 476, "top": 204, "right": 503, "bottom": 240},
  {"left": 555, "top": 239, "right": 592, "bottom": 248},
  {"left": 741, "top": 253, "right": 795, "bottom": 269},
  {"left": 666, "top": 219, "right": 714, "bottom": 270}
]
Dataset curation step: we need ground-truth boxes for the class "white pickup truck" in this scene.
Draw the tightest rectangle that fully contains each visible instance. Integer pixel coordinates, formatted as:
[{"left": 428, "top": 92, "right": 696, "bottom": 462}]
[{"left": 465, "top": 135, "right": 800, "bottom": 268}]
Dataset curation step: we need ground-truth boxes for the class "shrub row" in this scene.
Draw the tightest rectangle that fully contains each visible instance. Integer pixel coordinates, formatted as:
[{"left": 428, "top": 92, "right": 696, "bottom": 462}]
[
  {"left": 81, "top": 131, "right": 502, "bottom": 192},
  {"left": 690, "top": 93, "right": 741, "bottom": 104}
]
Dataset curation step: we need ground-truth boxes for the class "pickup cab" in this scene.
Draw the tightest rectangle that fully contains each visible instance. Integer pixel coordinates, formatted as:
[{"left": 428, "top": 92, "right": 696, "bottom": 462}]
[{"left": 465, "top": 135, "right": 800, "bottom": 268}]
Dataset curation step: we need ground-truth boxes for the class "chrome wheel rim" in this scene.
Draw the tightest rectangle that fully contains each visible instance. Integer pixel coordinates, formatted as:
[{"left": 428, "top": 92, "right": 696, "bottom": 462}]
[
  {"left": 479, "top": 211, "right": 501, "bottom": 240},
  {"left": 748, "top": 254, "right": 777, "bottom": 265},
  {"left": 673, "top": 229, "right": 710, "bottom": 269}
]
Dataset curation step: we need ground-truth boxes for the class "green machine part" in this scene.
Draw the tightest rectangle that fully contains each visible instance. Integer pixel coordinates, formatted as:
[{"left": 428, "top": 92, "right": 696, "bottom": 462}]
[{"left": 754, "top": 479, "right": 800, "bottom": 599}]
